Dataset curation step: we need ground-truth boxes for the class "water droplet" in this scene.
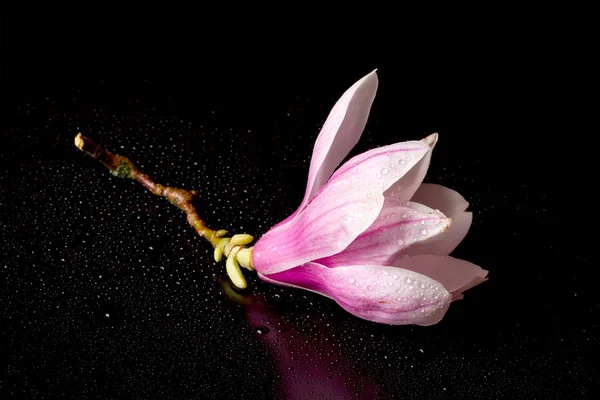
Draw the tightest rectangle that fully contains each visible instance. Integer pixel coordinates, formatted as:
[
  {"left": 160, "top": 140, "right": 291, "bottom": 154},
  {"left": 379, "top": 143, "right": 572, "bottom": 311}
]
[
  {"left": 388, "top": 281, "right": 393, "bottom": 286},
  {"left": 420, "top": 229, "right": 428, "bottom": 236},
  {"left": 420, "top": 283, "right": 425, "bottom": 289},
  {"left": 397, "top": 239, "right": 404, "bottom": 246},
  {"left": 401, "top": 213, "right": 407, "bottom": 218},
  {"left": 381, "top": 168, "right": 389, "bottom": 175},
  {"left": 376, "top": 174, "right": 382, "bottom": 179},
  {"left": 382, "top": 270, "right": 389, "bottom": 276},
  {"left": 255, "top": 325, "right": 270, "bottom": 335},
  {"left": 404, "top": 277, "right": 412, "bottom": 284},
  {"left": 355, "top": 282, "right": 360, "bottom": 287},
  {"left": 393, "top": 274, "right": 398, "bottom": 279},
  {"left": 348, "top": 277, "right": 355, "bottom": 284},
  {"left": 420, "top": 220, "right": 425, "bottom": 224},
  {"left": 408, "top": 285, "right": 414, "bottom": 290},
  {"left": 389, "top": 163, "right": 395, "bottom": 168},
  {"left": 399, "top": 159, "right": 406, "bottom": 165},
  {"left": 367, "top": 285, "right": 373, "bottom": 291}
]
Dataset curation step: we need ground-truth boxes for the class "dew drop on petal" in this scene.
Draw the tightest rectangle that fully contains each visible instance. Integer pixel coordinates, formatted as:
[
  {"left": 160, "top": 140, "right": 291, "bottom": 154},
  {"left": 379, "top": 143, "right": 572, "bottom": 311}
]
[
  {"left": 420, "top": 220, "right": 425, "bottom": 224},
  {"left": 399, "top": 159, "right": 406, "bottom": 165},
  {"left": 376, "top": 174, "right": 382, "bottom": 179},
  {"left": 382, "top": 270, "right": 389, "bottom": 276},
  {"left": 420, "top": 229, "right": 428, "bottom": 236},
  {"left": 401, "top": 213, "right": 407, "bottom": 219},
  {"left": 397, "top": 239, "right": 404, "bottom": 246},
  {"left": 381, "top": 168, "right": 389, "bottom": 175},
  {"left": 393, "top": 274, "right": 398, "bottom": 279},
  {"left": 405, "top": 277, "right": 412, "bottom": 284},
  {"left": 367, "top": 285, "right": 373, "bottom": 291},
  {"left": 348, "top": 277, "right": 355, "bottom": 284}
]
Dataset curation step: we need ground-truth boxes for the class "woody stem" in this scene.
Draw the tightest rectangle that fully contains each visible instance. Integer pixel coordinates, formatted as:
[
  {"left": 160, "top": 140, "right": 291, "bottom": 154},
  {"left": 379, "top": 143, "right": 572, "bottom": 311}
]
[{"left": 74, "top": 133, "right": 223, "bottom": 247}]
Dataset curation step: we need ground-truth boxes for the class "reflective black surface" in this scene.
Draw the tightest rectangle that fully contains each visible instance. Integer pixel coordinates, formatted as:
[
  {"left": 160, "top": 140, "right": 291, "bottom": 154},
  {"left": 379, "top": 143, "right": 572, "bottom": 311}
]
[{"left": 2, "top": 5, "right": 597, "bottom": 399}]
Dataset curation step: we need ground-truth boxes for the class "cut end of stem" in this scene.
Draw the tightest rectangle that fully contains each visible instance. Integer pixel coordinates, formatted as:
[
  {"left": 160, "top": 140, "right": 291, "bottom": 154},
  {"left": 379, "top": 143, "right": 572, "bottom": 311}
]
[{"left": 74, "top": 133, "right": 85, "bottom": 150}]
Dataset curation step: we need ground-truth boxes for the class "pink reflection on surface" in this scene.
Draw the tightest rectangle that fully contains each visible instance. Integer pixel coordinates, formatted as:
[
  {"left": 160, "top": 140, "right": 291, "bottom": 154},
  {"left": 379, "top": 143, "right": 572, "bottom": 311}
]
[{"left": 219, "top": 279, "right": 386, "bottom": 399}]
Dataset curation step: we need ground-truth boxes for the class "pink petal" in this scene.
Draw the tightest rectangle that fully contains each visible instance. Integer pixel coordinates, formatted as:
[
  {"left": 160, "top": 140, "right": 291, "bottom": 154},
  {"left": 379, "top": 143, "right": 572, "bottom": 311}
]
[
  {"left": 327, "top": 140, "right": 431, "bottom": 194},
  {"left": 317, "top": 199, "right": 450, "bottom": 267},
  {"left": 276, "top": 70, "right": 379, "bottom": 229},
  {"left": 259, "top": 262, "right": 452, "bottom": 326},
  {"left": 411, "top": 183, "right": 469, "bottom": 215},
  {"left": 385, "top": 133, "right": 438, "bottom": 203},
  {"left": 406, "top": 184, "right": 473, "bottom": 256},
  {"left": 252, "top": 179, "right": 384, "bottom": 275},
  {"left": 393, "top": 255, "right": 488, "bottom": 301}
]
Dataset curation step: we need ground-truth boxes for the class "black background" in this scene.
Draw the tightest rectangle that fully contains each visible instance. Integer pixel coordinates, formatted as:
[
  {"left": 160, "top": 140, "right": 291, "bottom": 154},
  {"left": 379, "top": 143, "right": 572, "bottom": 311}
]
[{"left": 1, "top": 3, "right": 597, "bottom": 399}]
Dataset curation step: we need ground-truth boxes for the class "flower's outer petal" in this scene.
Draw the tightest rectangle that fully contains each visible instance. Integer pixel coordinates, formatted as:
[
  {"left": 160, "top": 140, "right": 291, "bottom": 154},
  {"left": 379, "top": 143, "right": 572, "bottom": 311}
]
[
  {"left": 259, "top": 262, "right": 452, "bottom": 326},
  {"left": 385, "top": 133, "right": 438, "bottom": 203},
  {"left": 317, "top": 199, "right": 450, "bottom": 267},
  {"left": 276, "top": 70, "right": 378, "bottom": 230},
  {"left": 405, "top": 184, "right": 472, "bottom": 256},
  {"left": 252, "top": 179, "right": 384, "bottom": 275},
  {"left": 327, "top": 140, "right": 431, "bottom": 194},
  {"left": 393, "top": 255, "right": 488, "bottom": 301},
  {"left": 411, "top": 183, "right": 469, "bottom": 216}
]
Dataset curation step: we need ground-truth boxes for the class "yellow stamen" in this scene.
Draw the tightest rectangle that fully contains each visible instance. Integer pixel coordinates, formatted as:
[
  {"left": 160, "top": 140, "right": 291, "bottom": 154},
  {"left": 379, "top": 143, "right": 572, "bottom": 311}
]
[
  {"left": 226, "top": 248, "right": 246, "bottom": 289},
  {"left": 229, "top": 233, "right": 254, "bottom": 247},
  {"left": 214, "top": 246, "right": 223, "bottom": 262},
  {"left": 236, "top": 247, "right": 254, "bottom": 271}
]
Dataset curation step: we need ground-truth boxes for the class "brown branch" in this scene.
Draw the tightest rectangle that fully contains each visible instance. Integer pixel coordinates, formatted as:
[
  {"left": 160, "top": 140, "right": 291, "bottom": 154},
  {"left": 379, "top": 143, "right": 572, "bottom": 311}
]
[
  {"left": 74, "top": 133, "right": 221, "bottom": 247},
  {"left": 74, "top": 133, "right": 255, "bottom": 289}
]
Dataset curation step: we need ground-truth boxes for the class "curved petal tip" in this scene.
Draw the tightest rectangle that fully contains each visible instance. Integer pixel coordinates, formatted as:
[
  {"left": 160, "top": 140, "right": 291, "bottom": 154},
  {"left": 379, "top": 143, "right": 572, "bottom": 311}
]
[{"left": 422, "top": 132, "right": 439, "bottom": 147}]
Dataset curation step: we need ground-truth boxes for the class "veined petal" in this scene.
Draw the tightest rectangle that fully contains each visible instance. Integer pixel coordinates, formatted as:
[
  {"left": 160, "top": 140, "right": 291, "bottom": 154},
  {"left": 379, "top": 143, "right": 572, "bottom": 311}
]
[
  {"left": 252, "top": 179, "right": 384, "bottom": 275},
  {"left": 385, "top": 133, "right": 438, "bottom": 203},
  {"left": 278, "top": 70, "right": 378, "bottom": 228},
  {"left": 317, "top": 199, "right": 450, "bottom": 267},
  {"left": 411, "top": 183, "right": 469, "bottom": 216},
  {"left": 406, "top": 184, "right": 473, "bottom": 256},
  {"left": 327, "top": 140, "right": 431, "bottom": 194},
  {"left": 393, "top": 255, "right": 488, "bottom": 301},
  {"left": 259, "top": 262, "right": 451, "bottom": 326}
]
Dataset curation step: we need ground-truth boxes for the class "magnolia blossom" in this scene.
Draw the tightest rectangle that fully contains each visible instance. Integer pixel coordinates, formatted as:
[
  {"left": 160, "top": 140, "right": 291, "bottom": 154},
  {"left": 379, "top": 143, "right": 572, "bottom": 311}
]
[{"left": 252, "top": 70, "right": 487, "bottom": 326}]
